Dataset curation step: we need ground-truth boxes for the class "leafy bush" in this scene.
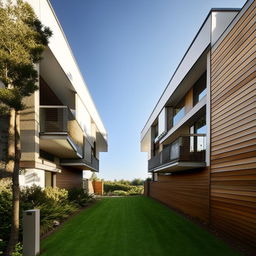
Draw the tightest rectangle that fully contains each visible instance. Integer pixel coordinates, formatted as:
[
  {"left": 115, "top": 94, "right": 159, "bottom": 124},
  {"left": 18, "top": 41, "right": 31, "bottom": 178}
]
[
  {"left": 44, "top": 187, "right": 68, "bottom": 203},
  {"left": 38, "top": 202, "right": 77, "bottom": 235},
  {"left": 112, "top": 190, "right": 128, "bottom": 196},
  {"left": 104, "top": 182, "right": 132, "bottom": 193},
  {"left": 0, "top": 184, "right": 93, "bottom": 252},
  {"left": 103, "top": 180, "right": 144, "bottom": 196},
  {"left": 0, "top": 179, "right": 12, "bottom": 254},
  {"left": 127, "top": 186, "right": 144, "bottom": 195},
  {"left": 11, "top": 243, "right": 22, "bottom": 256},
  {"left": 68, "top": 188, "right": 94, "bottom": 207}
]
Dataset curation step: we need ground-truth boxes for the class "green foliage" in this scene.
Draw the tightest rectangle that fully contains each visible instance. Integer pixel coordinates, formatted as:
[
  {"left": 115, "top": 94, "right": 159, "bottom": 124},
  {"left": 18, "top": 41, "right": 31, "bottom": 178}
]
[
  {"left": 104, "top": 180, "right": 144, "bottom": 196},
  {"left": 104, "top": 182, "right": 132, "bottom": 193},
  {"left": 40, "top": 197, "right": 240, "bottom": 256},
  {"left": 0, "top": 183, "right": 95, "bottom": 251},
  {"left": 38, "top": 202, "right": 77, "bottom": 236},
  {"left": 0, "top": 180, "right": 12, "bottom": 253},
  {"left": 11, "top": 243, "right": 22, "bottom": 256},
  {"left": 111, "top": 190, "right": 128, "bottom": 196},
  {"left": 127, "top": 186, "right": 144, "bottom": 195},
  {"left": 68, "top": 188, "right": 94, "bottom": 207},
  {"left": 44, "top": 187, "right": 68, "bottom": 203},
  {"left": 131, "top": 178, "right": 144, "bottom": 186},
  {"left": 0, "top": 0, "right": 52, "bottom": 111}
]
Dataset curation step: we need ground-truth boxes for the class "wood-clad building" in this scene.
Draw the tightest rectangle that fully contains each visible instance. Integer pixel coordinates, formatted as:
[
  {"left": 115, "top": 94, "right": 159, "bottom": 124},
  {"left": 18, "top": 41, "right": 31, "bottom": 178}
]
[
  {"left": 210, "top": 0, "right": 256, "bottom": 250},
  {"left": 141, "top": 0, "right": 255, "bottom": 253}
]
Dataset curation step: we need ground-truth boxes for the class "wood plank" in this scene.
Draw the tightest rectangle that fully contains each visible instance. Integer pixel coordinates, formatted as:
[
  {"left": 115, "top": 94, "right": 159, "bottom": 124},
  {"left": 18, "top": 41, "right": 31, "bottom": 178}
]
[
  {"left": 212, "top": 24, "right": 256, "bottom": 74},
  {"left": 211, "top": 2, "right": 256, "bottom": 62},
  {"left": 212, "top": 34, "right": 256, "bottom": 82},
  {"left": 211, "top": 80, "right": 256, "bottom": 119},
  {"left": 211, "top": 67, "right": 256, "bottom": 105}
]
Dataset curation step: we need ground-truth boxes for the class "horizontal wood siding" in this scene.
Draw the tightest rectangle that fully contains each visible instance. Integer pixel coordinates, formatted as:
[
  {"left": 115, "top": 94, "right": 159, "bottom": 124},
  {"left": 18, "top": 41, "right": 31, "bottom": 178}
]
[
  {"left": 149, "top": 168, "right": 209, "bottom": 223},
  {"left": 56, "top": 167, "right": 82, "bottom": 189},
  {"left": 210, "top": 1, "right": 256, "bottom": 251}
]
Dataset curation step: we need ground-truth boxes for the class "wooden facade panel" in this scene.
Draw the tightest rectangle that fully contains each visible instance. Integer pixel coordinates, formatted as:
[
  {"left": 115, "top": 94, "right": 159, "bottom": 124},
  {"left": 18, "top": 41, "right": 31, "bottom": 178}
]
[
  {"left": 212, "top": 130, "right": 255, "bottom": 147},
  {"left": 212, "top": 34, "right": 255, "bottom": 82},
  {"left": 211, "top": 122, "right": 256, "bottom": 141},
  {"left": 211, "top": 68, "right": 256, "bottom": 106},
  {"left": 211, "top": 127, "right": 255, "bottom": 146},
  {"left": 211, "top": 82, "right": 256, "bottom": 121},
  {"left": 212, "top": 33, "right": 256, "bottom": 83},
  {"left": 56, "top": 167, "right": 82, "bottom": 189},
  {"left": 210, "top": 2, "right": 256, "bottom": 252},
  {"left": 212, "top": 106, "right": 255, "bottom": 130},
  {"left": 149, "top": 169, "right": 209, "bottom": 223},
  {"left": 211, "top": 1, "right": 255, "bottom": 62}
]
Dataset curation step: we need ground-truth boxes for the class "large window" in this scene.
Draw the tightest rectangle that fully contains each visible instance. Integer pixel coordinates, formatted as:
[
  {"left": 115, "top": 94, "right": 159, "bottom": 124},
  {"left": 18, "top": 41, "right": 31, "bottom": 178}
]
[
  {"left": 193, "top": 72, "right": 206, "bottom": 106},
  {"left": 45, "top": 171, "right": 53, "bottom": 187},
  {"left": 190, "top": 116, "right": 206, "bottom": 152},
  {"left": 195, "top": 115, "right": 206, "bottom": 134}
]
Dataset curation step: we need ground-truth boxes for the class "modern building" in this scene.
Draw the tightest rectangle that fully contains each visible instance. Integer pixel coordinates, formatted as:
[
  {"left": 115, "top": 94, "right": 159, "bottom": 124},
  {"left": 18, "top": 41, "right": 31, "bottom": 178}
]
[
  {"left": 0, "top": 0, "right": 108, "bottom": 189},
  {"left": 141, "top": 0, "right": 255, "bottom": 252}
]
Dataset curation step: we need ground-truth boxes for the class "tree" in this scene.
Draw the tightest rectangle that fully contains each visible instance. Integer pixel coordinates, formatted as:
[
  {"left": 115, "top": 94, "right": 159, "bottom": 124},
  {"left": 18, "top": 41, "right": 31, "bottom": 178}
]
[
  {"left": 0, "top": 1, "right": 52, "bottom": 254},
  {"left": 131, "top": 178, "right": 144, "bottom": 186}
]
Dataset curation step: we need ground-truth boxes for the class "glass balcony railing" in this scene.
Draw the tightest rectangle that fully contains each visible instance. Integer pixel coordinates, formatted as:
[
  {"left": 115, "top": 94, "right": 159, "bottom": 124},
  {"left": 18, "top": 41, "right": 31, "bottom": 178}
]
[
  {"left": 148, "top": 135, "right": 206, "bottom": 171},
  {"left": 40, "top": 106, "right": 84, "bottom": 156},
  {"left": 173, "top": 107, "right": 185, "bottom": 126}
]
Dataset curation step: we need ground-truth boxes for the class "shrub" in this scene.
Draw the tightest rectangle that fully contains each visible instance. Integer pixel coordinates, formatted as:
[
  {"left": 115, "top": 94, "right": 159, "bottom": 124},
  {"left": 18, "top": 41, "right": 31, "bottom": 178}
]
[
  {"left": 11, "top": 243, "right": 22, "bottom": 256},
  {"left": 44, "top": 187, "right": 68, "bottom": 203},
  {"left": 0, "top": 183, "right": 96, "bottom": 252},
  {"left": 0, "top": 179, "right": 12, "bottom": 254},
  {"left": 112, "top": 190, "right": 128, "bottom": 196},
  {"left": 38, "top": 202, "right": 77, "bottom": 235},
  {"left": 20, "top": 185, "right": 46, "bottom": 208},
  {"left": 127, "top": 186, "right": 144, "bottom": 195},
  {"left": 68, "top": 188, "right": 94, "bottom": 207},
  {"left": 104, "top": 182, "right": 132, "bottom": 193}
]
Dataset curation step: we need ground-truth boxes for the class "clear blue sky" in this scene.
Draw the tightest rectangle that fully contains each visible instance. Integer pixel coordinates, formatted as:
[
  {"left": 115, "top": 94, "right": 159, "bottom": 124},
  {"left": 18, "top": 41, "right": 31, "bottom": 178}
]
[{"left": 50, "top": 0, "right": 245, "bottom": 181}]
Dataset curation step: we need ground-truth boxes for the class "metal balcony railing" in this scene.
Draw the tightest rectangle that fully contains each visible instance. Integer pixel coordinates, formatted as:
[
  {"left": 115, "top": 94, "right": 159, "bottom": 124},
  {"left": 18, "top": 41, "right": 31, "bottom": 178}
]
[
  {"left": 40, "top": 106, "right": 84, "bottom": 156},
  {"left": 91, "top": 156, "right": 99, "bottom": 171},
  {"left": 148, "top": 134, "right": 206, "bottom": 171}
]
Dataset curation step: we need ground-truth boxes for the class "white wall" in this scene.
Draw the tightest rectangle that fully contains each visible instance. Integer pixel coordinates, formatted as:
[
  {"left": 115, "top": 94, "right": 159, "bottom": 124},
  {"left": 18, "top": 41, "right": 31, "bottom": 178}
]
[
  {"left": 26, "top": 0, "right": 107, "bottom": 144},
  {"left": 211, "top": 11, "right": 238, "bottom": 45},
  {"left": 75, "top": 94, "right": 92, "bottom": 139},
  {"left": 19, "top": 169, "right": 45, "bottom": 188}
]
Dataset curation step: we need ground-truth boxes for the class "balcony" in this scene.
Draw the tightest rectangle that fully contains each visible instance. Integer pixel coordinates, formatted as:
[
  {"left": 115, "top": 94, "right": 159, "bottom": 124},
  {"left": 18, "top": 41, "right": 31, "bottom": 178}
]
[
  {"left": 61, "top": 154, "right": 99, "bottom": 172},
  {"left": 39, "top": 106, "right": 84, "bottom": 159},
  {"left": 148, "top": 135, "right": 206, "bottom": 173}
]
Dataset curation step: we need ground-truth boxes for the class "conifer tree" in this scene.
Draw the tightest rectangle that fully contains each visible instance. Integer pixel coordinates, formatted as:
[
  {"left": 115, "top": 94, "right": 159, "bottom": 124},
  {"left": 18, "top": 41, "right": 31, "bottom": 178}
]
[{"left": 0, "top": 1, "right": 52, "bottom": 254}]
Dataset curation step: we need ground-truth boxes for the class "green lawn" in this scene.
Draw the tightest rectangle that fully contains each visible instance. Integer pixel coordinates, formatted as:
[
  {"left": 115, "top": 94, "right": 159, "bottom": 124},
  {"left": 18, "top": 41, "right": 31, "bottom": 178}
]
[{"left": 41, "top": 196, "right": 240, "bottom": 256}]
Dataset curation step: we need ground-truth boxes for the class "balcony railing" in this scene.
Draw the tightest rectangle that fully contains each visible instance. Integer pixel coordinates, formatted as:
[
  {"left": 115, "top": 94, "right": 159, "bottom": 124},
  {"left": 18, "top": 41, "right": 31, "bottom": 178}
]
[
  {"left": 40, "top": 106, "right": 84, "bottom": 156},
  {"left": 148, "top": 134, "right": 206, "bottom": 171},
  {"left": 91, "top": 155, "right": 99, "bottom": 171}
]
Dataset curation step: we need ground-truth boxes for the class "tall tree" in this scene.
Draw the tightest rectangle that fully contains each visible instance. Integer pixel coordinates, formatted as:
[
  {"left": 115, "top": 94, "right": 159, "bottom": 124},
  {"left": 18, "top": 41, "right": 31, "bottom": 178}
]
[{"left": 0, "top": 1, "right": 52, "bottom": 255}]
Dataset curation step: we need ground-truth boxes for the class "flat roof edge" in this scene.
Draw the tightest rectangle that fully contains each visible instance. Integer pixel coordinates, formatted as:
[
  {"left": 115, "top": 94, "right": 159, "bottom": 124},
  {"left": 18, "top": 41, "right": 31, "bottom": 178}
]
[{"left": 140, "top": 7, "right": 241, "bottom": 140}]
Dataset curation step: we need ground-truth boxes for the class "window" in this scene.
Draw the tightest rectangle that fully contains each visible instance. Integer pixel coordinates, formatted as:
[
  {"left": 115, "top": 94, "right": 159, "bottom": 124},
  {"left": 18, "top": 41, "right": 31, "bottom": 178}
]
[
  {"left": 193, "top": 72, "right": 206, "bottom": 106},
  {"left": 45, "top": 171, "right": 53, "bottom": 187},
  {"left": 190, "top": 116, "right": 206, "bottom": 152},
  {"left": 173, "top": 100, "right": 185, "bottom": 126},
  {"left": 195, "top": 115, "right": 206, "bottom": 134}
]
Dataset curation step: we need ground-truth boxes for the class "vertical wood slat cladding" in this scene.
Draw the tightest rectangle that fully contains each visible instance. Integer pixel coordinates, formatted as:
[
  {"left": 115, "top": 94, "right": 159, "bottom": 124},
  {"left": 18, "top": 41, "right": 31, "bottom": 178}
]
[
  {"left": 210, "top": 2, "right": 256, "bottom": 251},
  {"left": 56, "top": 167, "right": 82, "bottom": 189},
  {"left": 149, "top": 168, "right": 209, "bottom": 223}
]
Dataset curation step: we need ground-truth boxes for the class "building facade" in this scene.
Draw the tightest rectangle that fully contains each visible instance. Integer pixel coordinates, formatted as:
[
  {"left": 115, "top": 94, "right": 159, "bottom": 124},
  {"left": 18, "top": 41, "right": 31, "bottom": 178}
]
[
  {"left": 141, "top": 0, "right": 255, "bottom": 252},
  {"left": 0, "top": 0, "right": 108, "bottom": 189}
]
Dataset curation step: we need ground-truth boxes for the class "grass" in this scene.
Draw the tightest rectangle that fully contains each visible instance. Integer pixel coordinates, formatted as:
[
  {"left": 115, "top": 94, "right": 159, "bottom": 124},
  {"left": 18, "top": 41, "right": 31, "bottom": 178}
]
[{"left": 40, "top": 196, "right": 240, "bottom": 256}]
